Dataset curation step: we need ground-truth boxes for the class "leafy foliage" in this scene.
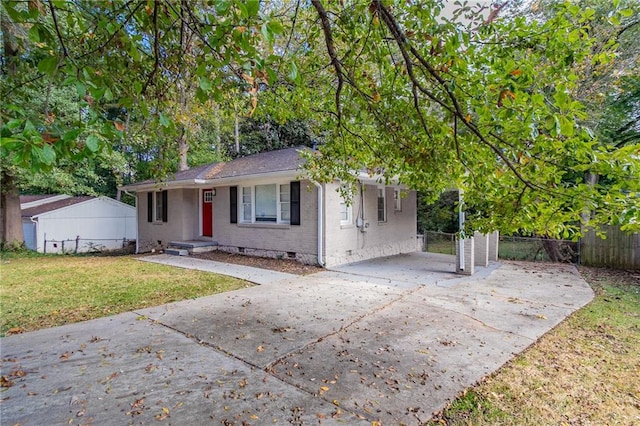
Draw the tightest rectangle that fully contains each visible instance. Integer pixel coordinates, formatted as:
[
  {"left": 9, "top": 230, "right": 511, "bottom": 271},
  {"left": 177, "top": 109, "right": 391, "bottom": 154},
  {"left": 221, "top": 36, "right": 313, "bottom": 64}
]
[{"left": 1, "top": 0, "right": 638, "bottom": 244}]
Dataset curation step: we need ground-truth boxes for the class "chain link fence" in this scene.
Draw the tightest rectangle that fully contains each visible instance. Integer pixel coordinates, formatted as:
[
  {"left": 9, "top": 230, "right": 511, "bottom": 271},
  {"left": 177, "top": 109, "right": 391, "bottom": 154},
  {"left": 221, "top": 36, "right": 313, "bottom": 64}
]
[
  {"left": 422, "top": 231, "right": 579, "bottom": 263},
  {"left": 422, "top": 231, "right": 457, "bottom": 255},
  {"left": 43, "top": 237, "right": 135, "bottom": 255}
]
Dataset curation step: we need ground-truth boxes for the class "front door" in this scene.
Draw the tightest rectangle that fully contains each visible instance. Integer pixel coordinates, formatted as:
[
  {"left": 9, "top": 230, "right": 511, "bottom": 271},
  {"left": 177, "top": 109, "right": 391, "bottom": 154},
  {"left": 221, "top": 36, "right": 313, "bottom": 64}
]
[{"left": 202, "top": 189, "right": 213, "bottom": 237}]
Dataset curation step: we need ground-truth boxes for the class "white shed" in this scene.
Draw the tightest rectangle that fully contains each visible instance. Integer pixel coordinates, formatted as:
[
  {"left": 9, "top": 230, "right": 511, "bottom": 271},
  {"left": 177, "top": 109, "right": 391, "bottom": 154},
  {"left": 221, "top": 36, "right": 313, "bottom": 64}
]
[{"left": 21, "top": 195, "right": 137, "bottom": 253}]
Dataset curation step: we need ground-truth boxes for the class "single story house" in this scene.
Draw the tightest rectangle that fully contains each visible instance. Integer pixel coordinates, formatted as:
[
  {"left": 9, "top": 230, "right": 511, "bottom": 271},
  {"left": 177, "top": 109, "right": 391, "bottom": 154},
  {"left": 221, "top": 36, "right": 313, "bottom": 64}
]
[
  {"left": 120, "top": 147, "right": 419, "bottom": 267},
  {"left": 21, "top": 194, "right": 137, "bottom": 253}
]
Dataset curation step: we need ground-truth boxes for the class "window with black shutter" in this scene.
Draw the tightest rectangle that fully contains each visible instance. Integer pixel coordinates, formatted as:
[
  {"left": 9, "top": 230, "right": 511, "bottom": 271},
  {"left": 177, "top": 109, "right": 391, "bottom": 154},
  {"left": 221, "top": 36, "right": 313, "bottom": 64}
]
[
  {"left": 290, "top": 181, "right": 301, "bottom": 226},
  {"left": 230, "top": 186, "right": 238, "bottom": 223}
]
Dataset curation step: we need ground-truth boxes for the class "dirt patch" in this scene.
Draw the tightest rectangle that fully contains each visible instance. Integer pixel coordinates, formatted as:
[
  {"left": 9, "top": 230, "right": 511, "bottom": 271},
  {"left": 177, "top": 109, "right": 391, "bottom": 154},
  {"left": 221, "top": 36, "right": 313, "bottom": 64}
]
[{"left": 192, "top": 250, "right": 323, "bottom": 275}]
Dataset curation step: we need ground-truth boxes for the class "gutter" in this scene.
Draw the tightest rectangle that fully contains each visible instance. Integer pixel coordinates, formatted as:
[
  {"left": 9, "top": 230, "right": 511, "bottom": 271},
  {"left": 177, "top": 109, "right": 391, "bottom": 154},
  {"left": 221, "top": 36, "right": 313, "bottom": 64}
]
[
  {"left": 311, "top": 181, "right": 324, "bottom": 267},
  {"left": 30, "top": 216, "right": 38, "bottom": 252}
]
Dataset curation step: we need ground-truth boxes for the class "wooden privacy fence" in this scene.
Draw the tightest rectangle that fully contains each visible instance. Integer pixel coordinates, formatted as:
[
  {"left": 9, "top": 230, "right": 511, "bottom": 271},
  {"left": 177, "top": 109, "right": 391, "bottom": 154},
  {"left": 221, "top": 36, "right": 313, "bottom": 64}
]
[{"left": 580, "top": 226, "right": 640, "bottom": 269}]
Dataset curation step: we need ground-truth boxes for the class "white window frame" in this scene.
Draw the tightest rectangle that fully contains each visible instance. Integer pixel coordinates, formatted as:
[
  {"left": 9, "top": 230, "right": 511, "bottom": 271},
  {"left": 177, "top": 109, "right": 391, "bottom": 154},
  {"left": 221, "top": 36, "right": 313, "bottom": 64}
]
[
  {"left": 377, "top": 186, "right": 386, "bottom": 222},
  {"left": 339, "top": 197, "right": 353, "bottom": 225},
  {"left": 393, "top": 188, "right": 402, "bottom": 212},
  {"left": 241, "top": 186, "right": 253, "bottom": 223},
  {"left": 239, "top": 183, "right": 291, "bottom": 224},
  {"left": 279, "top": 183, "right": 291, "bottom": 223},
  {"left": 204, "top": 190, "right": 213, "bottom": 203}
]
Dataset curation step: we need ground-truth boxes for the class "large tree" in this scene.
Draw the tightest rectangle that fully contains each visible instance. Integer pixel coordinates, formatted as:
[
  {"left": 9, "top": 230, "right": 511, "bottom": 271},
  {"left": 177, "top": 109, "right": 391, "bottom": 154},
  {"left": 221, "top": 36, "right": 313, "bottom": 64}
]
[{"left": 2, "top": 0, "right": 638, "bottom": 248}]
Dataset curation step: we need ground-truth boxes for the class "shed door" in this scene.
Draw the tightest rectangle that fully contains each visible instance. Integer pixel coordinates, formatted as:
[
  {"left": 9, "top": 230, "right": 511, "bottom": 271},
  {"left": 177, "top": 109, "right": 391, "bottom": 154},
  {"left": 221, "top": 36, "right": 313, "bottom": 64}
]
[
  {"left": 202, "top": 189, "right": 213, "bottom": 237},
  {"left": 22, "top": 220, "right": 37, "bottom": 250}
]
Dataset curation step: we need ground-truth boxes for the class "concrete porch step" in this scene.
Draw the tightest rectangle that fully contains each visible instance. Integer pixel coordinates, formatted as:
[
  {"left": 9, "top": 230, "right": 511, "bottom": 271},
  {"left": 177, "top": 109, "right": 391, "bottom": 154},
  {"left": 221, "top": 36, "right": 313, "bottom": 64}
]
[
  {"left": 166, "top": 248, "right": 189, "bottom": 256},
  {"left": 168, "top": 240, "right": 218, "bottom": 255}
]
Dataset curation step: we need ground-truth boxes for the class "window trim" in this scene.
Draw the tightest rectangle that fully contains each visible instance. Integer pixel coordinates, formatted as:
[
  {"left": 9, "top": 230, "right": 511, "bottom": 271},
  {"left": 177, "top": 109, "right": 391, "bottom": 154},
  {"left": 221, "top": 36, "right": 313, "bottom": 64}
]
[
  {"left": 393, "top": 188, "right": 402, "bottom": 212},
  {"left": 339, "top": 197, "right": 353, "bottom": 226},
  {"left": 148, "top": 190, "right": 168, "bottom": 223},
  {"left": 239, "top": 182, "right": 292, "bottom": 224}
]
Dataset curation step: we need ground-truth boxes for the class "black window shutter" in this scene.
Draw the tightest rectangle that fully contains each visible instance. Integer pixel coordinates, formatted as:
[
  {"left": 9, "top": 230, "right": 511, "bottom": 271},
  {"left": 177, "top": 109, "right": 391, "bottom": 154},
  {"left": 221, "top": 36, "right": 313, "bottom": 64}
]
[
  {"left": 290, "top": 181, "right": 301, "bottom": 226},
  {"left": 147, "top": 192, "right": 153, "bottom": 222},
  {"left": 230, "top": 186, "right": 237, "bottom": 224},
  {"left": 161, "top": 190, "right": 168, "bottom": 222}
]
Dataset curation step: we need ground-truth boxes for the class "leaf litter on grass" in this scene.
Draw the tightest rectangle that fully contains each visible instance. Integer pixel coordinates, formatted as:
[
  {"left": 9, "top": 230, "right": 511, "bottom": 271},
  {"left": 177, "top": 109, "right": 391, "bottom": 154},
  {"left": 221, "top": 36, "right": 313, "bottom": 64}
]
[{"left": 428, "top": 266, "right": 640, "bottom": 426}]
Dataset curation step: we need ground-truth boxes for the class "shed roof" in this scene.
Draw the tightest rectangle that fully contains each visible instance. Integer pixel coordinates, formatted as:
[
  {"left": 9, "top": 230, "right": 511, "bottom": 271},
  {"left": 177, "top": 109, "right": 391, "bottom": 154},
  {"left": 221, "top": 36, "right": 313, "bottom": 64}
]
[
  {"left": 21, "top": 196, "right": 94, "bottom": 218},
  {"left": 20, "top": 194, "right": 59, "bottom": 204}
]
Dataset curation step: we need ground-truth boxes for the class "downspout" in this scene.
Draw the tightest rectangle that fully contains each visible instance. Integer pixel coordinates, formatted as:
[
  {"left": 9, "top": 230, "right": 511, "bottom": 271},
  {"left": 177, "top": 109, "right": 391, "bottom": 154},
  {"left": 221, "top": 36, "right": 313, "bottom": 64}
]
[
  {"left": 124, "top": 189, "right": 139, "bottom": 254},
  {"left": 30, "top": 217, "right": 38, "bottom": 252},
  {"left": 311, "top": 181, "right": 324, "bottom": 266}
]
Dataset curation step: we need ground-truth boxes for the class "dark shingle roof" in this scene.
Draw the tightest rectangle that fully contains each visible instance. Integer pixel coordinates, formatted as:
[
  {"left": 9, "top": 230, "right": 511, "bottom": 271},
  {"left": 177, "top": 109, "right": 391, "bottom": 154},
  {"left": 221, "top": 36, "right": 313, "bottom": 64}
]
[
  {"left": 20, "top": 194, "right": 58, "bottom": 204},
  {"left": 124, "top": 147, "right": 308, "bottom": 189},
  {"left": 21, "top": 196, "right": 94, "bottom": 218},
  {"left": 206, "top": 147, "right": 306, "bottom": 180}
]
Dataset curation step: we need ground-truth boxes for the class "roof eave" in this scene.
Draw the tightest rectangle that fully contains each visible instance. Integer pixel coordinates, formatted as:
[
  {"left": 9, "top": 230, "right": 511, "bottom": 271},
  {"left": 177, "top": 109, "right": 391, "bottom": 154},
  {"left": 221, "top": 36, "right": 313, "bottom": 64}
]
[{"left": 119, "top": 169, "right": 305, "bottom": 192}]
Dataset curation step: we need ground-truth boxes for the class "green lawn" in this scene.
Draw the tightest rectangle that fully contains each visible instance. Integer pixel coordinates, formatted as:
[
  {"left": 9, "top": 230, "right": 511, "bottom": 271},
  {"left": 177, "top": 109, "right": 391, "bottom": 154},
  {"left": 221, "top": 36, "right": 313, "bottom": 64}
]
[
  {"left": 428, "top": 266, "right": 640, "bottom": 425},
  {"left": 0, "top": 252, "right": 251, "bottom": 336}
]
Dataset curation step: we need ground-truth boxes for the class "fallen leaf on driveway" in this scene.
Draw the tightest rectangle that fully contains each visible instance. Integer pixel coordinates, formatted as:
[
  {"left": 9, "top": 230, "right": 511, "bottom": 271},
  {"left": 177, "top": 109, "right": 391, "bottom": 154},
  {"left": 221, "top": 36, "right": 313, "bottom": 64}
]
[
  {"left": 0, "top": 376, "right": 14, "bottom": 387},
  {"left": 256, "top": 345, "right": 264, "bottom": 352}
]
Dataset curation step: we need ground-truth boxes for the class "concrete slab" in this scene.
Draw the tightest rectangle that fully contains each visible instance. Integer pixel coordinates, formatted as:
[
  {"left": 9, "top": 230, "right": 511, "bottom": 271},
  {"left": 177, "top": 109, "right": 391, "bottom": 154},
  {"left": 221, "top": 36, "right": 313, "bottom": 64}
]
[
  {"left": 1, "top": 313, "right": 359, "bottom": 425},
  {"left": 0, "top": 260, "right": 593, "bottom": 425},
  {"left": 136, "top": 275, "right": 405, "bottom": 369},
  {"left": 325, "top": 252, "right": 460, "bottom": 287},
  {"left": 139, "top": 254, "right": 297, "bottom": 285}
]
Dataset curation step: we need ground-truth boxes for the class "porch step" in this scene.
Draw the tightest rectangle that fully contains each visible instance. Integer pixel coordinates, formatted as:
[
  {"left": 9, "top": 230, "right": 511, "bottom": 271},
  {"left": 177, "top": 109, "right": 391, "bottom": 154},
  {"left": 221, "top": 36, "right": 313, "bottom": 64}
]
[
  {"left": 166, "top": 248, "right": 189, "bottom": 256},
  {"left": 168, "top": 240, "right": 218, "bottom": 255}
]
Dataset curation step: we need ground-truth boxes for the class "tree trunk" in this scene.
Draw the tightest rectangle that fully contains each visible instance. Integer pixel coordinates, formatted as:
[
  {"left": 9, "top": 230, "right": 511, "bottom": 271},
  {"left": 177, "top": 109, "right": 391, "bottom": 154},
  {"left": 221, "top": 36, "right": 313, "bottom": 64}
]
[
  {"left": 234, "top": 112, "right": 240, "bottom": 154},
  {"left": 176, "top": 0, "right": 190, "bottom": 172},
  {"left": 541, "top": 236, "right": 573, "bottom": 263},
  {"left": 1, "top": 170, "right": 24, "bottom": 248}
]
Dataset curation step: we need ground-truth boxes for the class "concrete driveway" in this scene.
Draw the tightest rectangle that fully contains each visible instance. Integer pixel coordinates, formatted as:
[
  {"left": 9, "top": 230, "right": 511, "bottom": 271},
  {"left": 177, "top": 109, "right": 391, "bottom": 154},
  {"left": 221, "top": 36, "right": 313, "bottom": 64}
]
[{"left": 0, "top": 255, "right": 593, "bottom": 425}]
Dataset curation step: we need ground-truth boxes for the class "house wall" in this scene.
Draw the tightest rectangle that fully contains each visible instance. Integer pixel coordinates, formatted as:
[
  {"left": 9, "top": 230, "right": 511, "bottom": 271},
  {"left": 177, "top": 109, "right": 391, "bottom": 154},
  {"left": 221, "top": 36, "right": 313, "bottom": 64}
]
[
  {"left": 213, "top": 180, "right": 319, "bottom": 264},
  {"left": 34, "top": 197, "right": 136, "bottom": 253},
  {"left": 324, "top": 182, "right": 419, "bottom": 267},
  {"left": 137, "top": 188, "right": 199, "bottom": 252}
]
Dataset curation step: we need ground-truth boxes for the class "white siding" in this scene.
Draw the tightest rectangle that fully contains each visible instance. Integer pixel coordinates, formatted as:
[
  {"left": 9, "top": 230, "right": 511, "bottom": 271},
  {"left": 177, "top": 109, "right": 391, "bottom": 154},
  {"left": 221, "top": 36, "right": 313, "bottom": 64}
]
[
  {"left": 34, "top": 197, "right": 136, "bottom": 253},
  {"left": 324, "top": 182, "right": 418, "bottom": 267}
]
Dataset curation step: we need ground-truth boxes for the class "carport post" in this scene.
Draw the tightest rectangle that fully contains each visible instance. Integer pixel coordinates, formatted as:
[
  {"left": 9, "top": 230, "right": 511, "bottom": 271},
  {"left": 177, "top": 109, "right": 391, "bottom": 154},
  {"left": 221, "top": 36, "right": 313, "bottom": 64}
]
[
  {"left": 456, "top": 189, "right": 475, "bottom": 275},
  {"left": 456, "top": 236, "right": 475, "bottom": 275}
]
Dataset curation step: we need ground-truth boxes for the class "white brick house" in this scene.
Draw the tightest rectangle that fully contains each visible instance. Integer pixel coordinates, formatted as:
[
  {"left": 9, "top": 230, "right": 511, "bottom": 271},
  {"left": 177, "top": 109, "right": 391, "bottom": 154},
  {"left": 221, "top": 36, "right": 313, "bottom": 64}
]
[{"left": 120, "top": 148, "right": 419, "bottom": 267}]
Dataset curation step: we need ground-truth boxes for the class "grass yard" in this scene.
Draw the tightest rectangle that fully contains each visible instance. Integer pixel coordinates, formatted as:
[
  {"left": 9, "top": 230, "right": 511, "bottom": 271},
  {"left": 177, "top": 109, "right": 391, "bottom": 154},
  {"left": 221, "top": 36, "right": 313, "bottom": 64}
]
[
  {"left": 428, "top": 266, "right": 640, "bottom": 425},
  {"left": 0, "top": 252, "right": 251, "bottom": 336}
]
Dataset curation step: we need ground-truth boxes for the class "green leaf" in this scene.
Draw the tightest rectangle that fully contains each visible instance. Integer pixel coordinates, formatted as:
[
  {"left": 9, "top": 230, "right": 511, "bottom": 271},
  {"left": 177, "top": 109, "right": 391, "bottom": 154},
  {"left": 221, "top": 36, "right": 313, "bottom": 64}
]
[
  {"left": 246, "top": 0, "right": 259, "bottom": 17},
  {"left": 620, "top": 8, "right": 634, "bottom": 17},
  {"left": 215, "top": 0, "right": 230, "bottom": 14},
  {"left": 261, "top": 22, "right": 273, "bottom": 44},
  {"left": 237, "top": 2, "right": 248, "bottom": 18},
  {"left": 38, "top": 56, "right": 59, "bottom": 75},
  {"left": 267, "top": 20, "right": 284, "bottom": 34},
  {"left": 159, "top": 113, "right": 171, "bottom": 128},
  {"left": 199, "top": 76, "right": 213, "bottom": 91},
  {"left": 85, "top": 135, "right": 100, "bottom": 152},
  {"left": 288, "top": 61, "right": 298, "bottom": 82},
  {"left": 40, "top": 144, "right": 56, "bottom": 165},
  {"left": 28, "top": 25, "right": 40, "bottom": 42},
  {"left": 75, "top": 81, "right": 86, "bottom": 98}
]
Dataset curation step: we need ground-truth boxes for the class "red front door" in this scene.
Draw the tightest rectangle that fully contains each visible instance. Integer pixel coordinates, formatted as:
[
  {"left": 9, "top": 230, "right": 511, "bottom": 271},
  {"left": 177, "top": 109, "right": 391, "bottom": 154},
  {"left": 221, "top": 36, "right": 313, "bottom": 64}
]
[{"left": 202, "top": 189, "right": 213, "bottom": 237}]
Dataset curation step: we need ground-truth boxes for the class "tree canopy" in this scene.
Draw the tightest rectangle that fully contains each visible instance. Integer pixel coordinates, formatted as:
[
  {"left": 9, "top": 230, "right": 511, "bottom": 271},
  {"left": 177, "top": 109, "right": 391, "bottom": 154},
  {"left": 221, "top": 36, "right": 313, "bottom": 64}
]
[{"left": 1, "top": 0, "right": 638, "bottom": 246}]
